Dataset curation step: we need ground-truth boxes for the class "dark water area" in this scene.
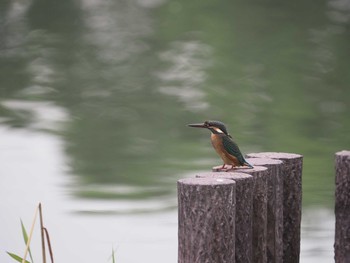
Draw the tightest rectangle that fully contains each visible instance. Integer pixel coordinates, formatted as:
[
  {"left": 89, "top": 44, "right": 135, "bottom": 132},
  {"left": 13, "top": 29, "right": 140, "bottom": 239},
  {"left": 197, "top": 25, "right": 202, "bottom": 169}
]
[{"left": 1, "top": 0, "right": 349, "bottom": 262}]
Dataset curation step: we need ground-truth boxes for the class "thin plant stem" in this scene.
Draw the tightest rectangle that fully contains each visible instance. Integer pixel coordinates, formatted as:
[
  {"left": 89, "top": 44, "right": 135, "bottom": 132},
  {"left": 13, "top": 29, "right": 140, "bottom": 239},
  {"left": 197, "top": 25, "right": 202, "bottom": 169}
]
[
  {"left": 22, "top": 205, "right": 39, "bottom": 263},
  {"left": 39, "top": 203, "right": 46, "bottom": 263},
  {"left": 44, "top": 228, "right": 54, "bottom": 263},
  {"left": 20, "top": 219, "right": 34, "bottom": 263}
]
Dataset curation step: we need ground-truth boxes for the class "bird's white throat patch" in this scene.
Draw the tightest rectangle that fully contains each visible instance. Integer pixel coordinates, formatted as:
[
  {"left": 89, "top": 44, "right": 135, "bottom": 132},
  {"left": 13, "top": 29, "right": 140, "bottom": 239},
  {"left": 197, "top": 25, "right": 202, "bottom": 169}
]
[{"left": 212, "top": 127, "right": 224, "bottom": 133}]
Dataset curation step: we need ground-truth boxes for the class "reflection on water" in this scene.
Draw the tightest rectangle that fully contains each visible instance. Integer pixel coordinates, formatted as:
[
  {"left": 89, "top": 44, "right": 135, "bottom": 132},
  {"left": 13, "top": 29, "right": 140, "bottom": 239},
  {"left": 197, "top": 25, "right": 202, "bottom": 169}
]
[
  {"left": 0, "top": 124, "right": 178, "bottom": 263},
  {"left": 1, "top": 100, "right": 68, "bottom": 130},
  {"left": 1, "top": 0, "right": 349, "bottom": 261},
  {"left": 301, "top": 209, "right": 335, "bottom": 263},
  {"left": 157, "top": 40, "right": 211, "bottom": 111}
]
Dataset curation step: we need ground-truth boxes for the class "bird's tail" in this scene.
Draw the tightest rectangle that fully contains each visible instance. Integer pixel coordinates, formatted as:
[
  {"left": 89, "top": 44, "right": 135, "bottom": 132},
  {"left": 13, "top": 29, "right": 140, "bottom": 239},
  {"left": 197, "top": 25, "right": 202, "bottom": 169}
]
[{"left": 244, "top": 160, "right": 254, "bottom": 169}]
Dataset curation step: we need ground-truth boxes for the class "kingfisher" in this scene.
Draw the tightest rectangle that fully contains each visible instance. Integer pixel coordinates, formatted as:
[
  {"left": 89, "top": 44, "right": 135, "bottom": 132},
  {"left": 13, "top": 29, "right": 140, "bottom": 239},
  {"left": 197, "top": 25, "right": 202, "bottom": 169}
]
[{"left": 188, "top": 120, "right": 253, "bottom": 170}]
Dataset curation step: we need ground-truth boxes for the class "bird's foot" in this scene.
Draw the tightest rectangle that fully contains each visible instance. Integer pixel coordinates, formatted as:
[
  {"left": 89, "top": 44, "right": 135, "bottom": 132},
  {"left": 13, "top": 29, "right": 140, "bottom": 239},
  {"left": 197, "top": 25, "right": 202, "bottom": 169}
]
[
  {"left": 215, "top": 164, "right": 228, "bottom": 172},
  {"left": 225, "top": 165, "right": 236, "bottom": 172},
  {"left": 212, "top": 164, "right": 245, "bottom": 172}
]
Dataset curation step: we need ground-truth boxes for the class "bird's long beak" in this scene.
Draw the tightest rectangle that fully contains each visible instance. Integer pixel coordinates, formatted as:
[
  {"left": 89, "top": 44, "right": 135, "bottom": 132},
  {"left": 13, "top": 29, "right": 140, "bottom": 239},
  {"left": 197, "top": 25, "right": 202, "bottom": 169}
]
[{"left": 188, "top": 123, "right": 207, "bottom": 128}]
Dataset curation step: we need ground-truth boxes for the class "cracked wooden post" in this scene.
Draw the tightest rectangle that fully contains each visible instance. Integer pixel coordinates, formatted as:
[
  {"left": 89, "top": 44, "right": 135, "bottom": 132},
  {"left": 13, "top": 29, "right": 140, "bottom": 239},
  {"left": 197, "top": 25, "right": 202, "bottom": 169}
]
[
  {"left": 335, "top": 150, "right": 350, "bottom": 263},
  {"left": 245, "top": 157, "right": 284, "bottom": 263},
  {"left": 212, "top": 166, "right": 269, "bottom": 262},
  {"left": 246, "top": 152, "right": 303, "bottom": 263},
  {"left": 196, "top": 172, "right": 254, "bottom": 263},
  {"left": 178, "top": 177, "right": 236, "bottom": 263},
  {"left": 232, "top": 166, "right": 269, "bottom": 263}
]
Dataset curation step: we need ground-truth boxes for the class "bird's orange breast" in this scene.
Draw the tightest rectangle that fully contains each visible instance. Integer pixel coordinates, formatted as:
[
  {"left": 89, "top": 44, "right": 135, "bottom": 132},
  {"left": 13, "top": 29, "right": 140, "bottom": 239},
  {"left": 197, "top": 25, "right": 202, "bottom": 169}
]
[{"left": 210, "top": 134, "right": 240, "bottom": 166}]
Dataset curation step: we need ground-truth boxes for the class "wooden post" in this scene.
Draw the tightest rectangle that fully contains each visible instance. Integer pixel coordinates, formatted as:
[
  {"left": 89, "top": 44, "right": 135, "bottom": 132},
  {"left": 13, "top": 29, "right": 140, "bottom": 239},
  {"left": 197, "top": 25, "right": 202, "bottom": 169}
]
[
  {"left": 335, "top": 150, "right": 350, "bottom": 263},
  {"left": 245, "top": 157, "right": 284, "bottom": 263},
  {"left": 246, "top": 152, "right": 303, "bottom": 263},
  {"left": 178, "top": 177, "right": 236, "bottom": 263},
  {"left": 232, "top": 166, "right": 269, "bottom": 263},
  {"left": 196, "top": 172, "right": 254, "bottom": 263}
]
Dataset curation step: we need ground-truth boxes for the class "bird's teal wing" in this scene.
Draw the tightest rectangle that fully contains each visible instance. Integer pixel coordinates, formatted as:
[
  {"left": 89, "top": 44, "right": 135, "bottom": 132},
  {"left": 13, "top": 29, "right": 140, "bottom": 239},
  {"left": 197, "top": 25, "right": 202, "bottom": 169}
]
[{"left": 221, "top": 135, "right": 247, "bottom": 166}]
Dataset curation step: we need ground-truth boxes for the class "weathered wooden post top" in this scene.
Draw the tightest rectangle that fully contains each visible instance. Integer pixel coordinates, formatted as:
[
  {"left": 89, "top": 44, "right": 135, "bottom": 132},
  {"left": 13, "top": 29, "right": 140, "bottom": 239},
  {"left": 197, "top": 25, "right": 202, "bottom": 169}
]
[
  {"left": 177, "top": 152, "right": 304, "bottom": 263},
  {"left": 246, "top": 152, "right": 303, "bottom": 263},
  {"left": 245, "top": 157, "right": 284, "bottom": 263},
  {"left": 196, "top": 172, "right": 254, "bottom": 263},
  {"left": 178, "top": 177, "right": 236, "bottom": 263}
]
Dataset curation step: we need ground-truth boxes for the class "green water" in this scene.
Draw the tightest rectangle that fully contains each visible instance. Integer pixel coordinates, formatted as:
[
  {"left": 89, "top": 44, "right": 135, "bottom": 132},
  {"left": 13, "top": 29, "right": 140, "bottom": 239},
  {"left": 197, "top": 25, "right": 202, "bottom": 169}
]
[{"left": 1, "top": 0, "right": 349, "bottom": 261}]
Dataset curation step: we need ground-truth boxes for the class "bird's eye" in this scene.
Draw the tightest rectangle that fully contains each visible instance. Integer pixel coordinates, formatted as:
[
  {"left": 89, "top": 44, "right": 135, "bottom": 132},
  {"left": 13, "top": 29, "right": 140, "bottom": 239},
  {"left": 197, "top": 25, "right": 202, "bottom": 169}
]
[{"left": 204, "top": 121, "right": 209, "bottom": 126}]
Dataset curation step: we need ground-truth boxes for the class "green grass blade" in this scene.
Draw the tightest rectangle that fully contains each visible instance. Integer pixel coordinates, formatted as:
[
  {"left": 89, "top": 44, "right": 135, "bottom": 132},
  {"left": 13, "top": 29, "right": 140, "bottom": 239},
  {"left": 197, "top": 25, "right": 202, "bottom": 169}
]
[
  {"left": 112, "top": 247, "right": 115, "bottom": 263},
  {"left": 6, "top": 252, "right": 31, "bottom": 263},
  {"left": 21, "top": 220, "right": 29, "bottom": 243},
  {"left": 21, "top": 219, "right": 35, "bottom": 263}
]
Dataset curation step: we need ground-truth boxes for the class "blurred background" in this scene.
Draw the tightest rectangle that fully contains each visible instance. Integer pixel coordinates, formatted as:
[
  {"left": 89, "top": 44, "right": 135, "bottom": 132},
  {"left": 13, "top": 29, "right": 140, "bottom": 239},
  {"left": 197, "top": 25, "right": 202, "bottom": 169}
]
[{"left": 1, "top": 0, "right": 349, "bottom": 262}]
